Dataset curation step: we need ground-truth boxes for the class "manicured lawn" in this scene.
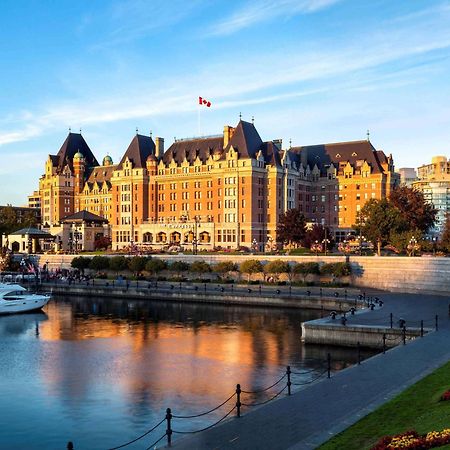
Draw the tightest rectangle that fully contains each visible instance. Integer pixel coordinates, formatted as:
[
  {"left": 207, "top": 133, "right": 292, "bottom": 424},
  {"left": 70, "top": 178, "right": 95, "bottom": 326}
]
[{"left": 319, "top": 361, "right": 450, "bottom": 450}]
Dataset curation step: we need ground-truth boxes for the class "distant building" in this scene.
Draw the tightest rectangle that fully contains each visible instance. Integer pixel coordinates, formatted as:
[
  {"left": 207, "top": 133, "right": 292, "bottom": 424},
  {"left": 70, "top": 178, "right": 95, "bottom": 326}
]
[
  {"left": 28, "top": 190, "right": 41, "bottom": 210},
  {"left": 397, "top": 168, "right": 417, "bottom": 187},
  {"left": 36, "top": 121, "right": 399, "bottom": 250},
  {"left": 413, "top": 156, "right": 450, "bottom": 236}
]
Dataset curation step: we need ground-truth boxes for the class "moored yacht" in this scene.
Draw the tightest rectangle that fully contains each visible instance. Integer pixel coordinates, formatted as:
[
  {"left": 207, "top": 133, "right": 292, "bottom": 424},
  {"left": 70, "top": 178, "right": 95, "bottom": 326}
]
[{"left": 0, "top": 284, "right": 51, "bottom": 314}]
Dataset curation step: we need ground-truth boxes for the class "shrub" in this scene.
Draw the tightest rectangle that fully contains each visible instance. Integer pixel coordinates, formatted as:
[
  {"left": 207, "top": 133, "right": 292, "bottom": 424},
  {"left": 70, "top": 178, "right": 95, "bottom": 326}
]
[
  {"left": 71, "top": 256, "right": 92, "bottom": 273},
  {"left": 170, "top": 261, "right": 190, "bottom": 274},
  {"left": 109, "top": 256, "right": 128, "bottom": 273},
  {"left": 190, "top": 261, "right": 211, "bottom": 273},
  {"left": 145, "top": 258, "right": 167, "bottom": 275},
  {"left": 89, "top": 255, "right": 110, "bottom": 271},
  {"left": 320, "top": 262, "right": 352, "bottom": 277},
  {"left": 240, "top": 259, "right": 264, "bottom": 282},
  {"left": 128, "top": 256, "right": 147, "bottom": 274},
  {"left": 214, "top": 261, "right": 238, "bottom": 274},
  {"left": 264, "top": 260, "right": 290, "bottom": 278},
  {"left": 293, "top": 262, "right": 320, "bottom": 281}
]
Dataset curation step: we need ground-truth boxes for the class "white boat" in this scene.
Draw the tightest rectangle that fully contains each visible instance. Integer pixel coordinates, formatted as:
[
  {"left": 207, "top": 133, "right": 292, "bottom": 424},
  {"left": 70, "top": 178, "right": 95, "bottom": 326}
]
[{"left": 0, "top": 284, "right": 51, "bottom": 314}]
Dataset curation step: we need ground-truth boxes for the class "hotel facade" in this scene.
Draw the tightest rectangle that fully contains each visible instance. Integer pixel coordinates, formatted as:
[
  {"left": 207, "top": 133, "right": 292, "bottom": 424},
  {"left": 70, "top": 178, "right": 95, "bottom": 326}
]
[{"left": 37, "top": 120, "right": 399, "bottom": 251}]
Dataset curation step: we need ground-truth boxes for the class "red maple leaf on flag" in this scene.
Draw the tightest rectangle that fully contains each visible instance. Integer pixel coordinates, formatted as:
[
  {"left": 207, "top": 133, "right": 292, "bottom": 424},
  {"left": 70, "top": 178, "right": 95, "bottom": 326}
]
[{"left": 199, "top": 96, "right": 211, "bottom": 107}]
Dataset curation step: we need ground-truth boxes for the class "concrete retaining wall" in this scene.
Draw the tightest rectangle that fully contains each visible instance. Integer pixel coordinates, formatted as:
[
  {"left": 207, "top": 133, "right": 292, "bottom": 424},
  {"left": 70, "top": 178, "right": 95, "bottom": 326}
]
[{"left": 302, "top": 320, "right": 423, "bottom": 348}]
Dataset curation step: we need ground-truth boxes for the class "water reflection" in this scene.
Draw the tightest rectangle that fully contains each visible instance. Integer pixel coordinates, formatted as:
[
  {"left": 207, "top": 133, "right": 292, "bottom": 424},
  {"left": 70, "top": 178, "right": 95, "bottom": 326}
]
[{"left": 0, "top": 297, "right": 375, "bottom": 450}]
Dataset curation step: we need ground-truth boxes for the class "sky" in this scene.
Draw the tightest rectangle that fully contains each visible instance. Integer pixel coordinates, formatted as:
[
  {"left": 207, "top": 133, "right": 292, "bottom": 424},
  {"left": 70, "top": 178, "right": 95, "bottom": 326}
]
[{"left": 1, "top": 0, "right": 450, "bottom": 205}]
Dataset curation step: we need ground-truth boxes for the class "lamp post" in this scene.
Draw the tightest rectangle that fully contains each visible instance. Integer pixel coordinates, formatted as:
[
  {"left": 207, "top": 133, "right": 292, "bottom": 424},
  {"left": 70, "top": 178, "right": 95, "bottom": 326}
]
[
  {"left": 252, "top": 238, "right": 258, "bottom": 253},
  {"left": 27, "top": 236, "right": 32, "bottom": 254},
  {"left": 46, "top": 259, "right": 49, "bottom": 281},
  {"left": 311, "top": 240, "right": 321, "bottom": 257},
  {"left": 408, "top": 236, "right": 417, "bottom": 257},
  {"left": 322, "top": 238, "right": 330, "bottom": 256},
  {"left": 193, "top": 216, "right": 199, "bottom": 255},
  {"left": 68, "top": 237, "right": 73, "bottom": 254},
  {"left": 432, "top": 236, "right": 437, "bottom": 256},
  {"left": 20, "top": 258, "right": 26, "bottom": 282}
]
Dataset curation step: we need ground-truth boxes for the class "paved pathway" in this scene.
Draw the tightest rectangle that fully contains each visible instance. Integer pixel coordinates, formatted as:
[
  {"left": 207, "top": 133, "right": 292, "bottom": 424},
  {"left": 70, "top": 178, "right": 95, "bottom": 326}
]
[{"left": 172, "top": 292, "right": 450, "bottom": 450}]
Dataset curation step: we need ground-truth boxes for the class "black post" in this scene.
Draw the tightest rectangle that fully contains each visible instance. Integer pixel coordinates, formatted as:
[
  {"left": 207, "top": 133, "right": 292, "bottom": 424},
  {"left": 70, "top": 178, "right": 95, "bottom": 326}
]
[
  {"left": 402, "top": 326, "right": 406, "bottom": 345},
  {"left": 136, "top": 280, "right": 139, "bottom": 289},
  {"left": 166, "top": 408, "right": 172, "bottom": 446},
  {"left": 259, "top": 284, "right": 261, "bottom": 295},
  {"left": 327, "top": 353, "right": 331, "bottom": 379},
  {"left": 67, "top": 442, "right": 74, "bottom": 450},
  {"left": 320, "top": 288, "right": 323, "bottom": 297},
  {"left": 390, "top": 313, "right": 393, "bottom": 329},
  {"left": 321, "top": 305, "right": 324, "bottom": 318},
  {"left": 204, "top": 283, "right": 206, "bottom": 292},
  {"left": 289, "top": 285, "right": 292, "bottom": 297},
  {"left": 287, "top": 366, "right": 291, "bottom": 395},
  {"left": 435, "top": 315, "right": 439, "bottom": 331},
  {"left": 383, "top": 333, "right": 386, "bottom": 354},
  {"left": 179, "top": 282, "right": 182, "bottom": 291},
  {"left": 421, "top": 320, "right": 424, "bottom": 337},
  {"left": 236, "top": 384, "right": 241, "bottom": 418},
  {"left": 357, "top": 341, "right": 361, "bottom": 365},
  {"left": 112, "top": 279, "right": 115, "bottom": 288},
  {"left": 344, "top": 289, "right": 347, "bottom": 300}
]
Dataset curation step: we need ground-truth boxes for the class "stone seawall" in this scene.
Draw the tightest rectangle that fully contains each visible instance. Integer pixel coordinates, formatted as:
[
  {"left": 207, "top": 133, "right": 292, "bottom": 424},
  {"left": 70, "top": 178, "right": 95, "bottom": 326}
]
[
  {"left": 38, "top": 254, "right": 450, "bottom": 296},
  {"left": 44, "top": 284, "right": 359, "bottom": 311}
]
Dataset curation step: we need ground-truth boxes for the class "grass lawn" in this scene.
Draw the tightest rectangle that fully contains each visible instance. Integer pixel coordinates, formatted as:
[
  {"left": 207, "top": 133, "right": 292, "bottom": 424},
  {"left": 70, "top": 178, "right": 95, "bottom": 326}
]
[{"left": 319, "top": 361, "right": 450, "bottom": 450}]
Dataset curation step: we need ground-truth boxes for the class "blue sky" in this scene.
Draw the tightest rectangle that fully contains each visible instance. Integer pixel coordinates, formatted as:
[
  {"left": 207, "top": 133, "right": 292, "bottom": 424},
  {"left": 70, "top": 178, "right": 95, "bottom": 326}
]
[{"left": 1, "top": 0, "right": 450, "bottom": 205}]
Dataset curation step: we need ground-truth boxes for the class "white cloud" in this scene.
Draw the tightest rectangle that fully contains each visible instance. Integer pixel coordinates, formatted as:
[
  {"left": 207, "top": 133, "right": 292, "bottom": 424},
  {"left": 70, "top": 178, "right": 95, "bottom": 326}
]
[{"left": 208, "top": 0, "right": 342, "bottom": 36}]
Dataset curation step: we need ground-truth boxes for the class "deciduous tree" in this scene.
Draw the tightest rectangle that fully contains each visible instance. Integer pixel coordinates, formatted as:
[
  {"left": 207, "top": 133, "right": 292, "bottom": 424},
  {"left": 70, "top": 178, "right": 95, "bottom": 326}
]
[{"left": 276, "top": 208, "right": 307, "bottom": 247}]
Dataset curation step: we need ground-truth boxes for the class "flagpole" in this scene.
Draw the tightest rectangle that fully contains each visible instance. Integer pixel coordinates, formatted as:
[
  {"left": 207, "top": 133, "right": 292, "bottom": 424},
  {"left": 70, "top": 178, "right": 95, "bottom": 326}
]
[{"left": 197, "top": 104, "right": 201, "bottom": 136}]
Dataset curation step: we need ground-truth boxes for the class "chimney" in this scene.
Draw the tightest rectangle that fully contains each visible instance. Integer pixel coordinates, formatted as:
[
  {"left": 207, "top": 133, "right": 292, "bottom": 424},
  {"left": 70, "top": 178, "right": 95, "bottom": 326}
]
[
  {"left": 223, "top": 125, "right": 235, "bottom": 148},
  {"left": 155, "top": 137, "right": 164, "bottom": 159},
  {"left": 273, "top": 139, "right": 283, "bottom": 150}
]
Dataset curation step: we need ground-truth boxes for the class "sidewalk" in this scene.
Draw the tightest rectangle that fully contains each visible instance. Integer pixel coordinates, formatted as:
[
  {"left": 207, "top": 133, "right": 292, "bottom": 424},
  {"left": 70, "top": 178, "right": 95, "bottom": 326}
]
[{"left": 173, "top": 293, "right": 450, "bottom": 450}]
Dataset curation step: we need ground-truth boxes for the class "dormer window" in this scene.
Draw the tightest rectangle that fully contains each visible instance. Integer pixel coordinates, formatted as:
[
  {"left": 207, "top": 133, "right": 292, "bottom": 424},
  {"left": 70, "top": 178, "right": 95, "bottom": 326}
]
[
  {"left": 336, "top": 153, "right": 341, "bottom": 158},
  {"left": 352, "top": 152, "right": 358, "bottom": 156}
]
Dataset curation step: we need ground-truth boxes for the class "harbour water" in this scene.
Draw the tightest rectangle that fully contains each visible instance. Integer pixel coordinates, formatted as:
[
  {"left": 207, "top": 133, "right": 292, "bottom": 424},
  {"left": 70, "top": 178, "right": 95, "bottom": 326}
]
[{"left": 0, "top": 296, "right": 375, "bottom": 449}]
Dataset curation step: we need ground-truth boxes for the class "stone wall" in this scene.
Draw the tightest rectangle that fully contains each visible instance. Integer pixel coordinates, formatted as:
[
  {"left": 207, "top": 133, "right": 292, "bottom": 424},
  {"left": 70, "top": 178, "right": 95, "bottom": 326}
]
[{"left": 37, "top": 254, "right": 450, "bottom": 296}]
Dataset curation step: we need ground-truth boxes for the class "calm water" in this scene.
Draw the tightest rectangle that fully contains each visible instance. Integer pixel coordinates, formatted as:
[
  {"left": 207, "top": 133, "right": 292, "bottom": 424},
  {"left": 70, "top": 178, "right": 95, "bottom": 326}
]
[{"left": 0, "top": 297, "right": 374, "bottom": 450}]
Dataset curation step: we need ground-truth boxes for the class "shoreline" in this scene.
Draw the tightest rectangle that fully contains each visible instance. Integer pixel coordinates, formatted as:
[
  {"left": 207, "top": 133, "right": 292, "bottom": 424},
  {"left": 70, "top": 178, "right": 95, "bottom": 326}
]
[{"left": 40, "top": 282, "right": 364, "bottom": 312}]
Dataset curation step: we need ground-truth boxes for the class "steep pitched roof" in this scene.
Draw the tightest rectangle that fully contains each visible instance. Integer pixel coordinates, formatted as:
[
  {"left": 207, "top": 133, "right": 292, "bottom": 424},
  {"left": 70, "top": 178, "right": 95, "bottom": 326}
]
[
  {"left": 55, "top": 133, "right": 99, "bottom": 172},
  {"left": 61, "top": 210, "right": 108, "bottom": 223},
  {"left": 290, "top": 140, "right": 385, "bottom": 174},
  {"left": 86, "top": 165, "right": 117, "bottom": 184},
  {"left": 163, "top": 136, "right": 223, "bottom": 165},
  {"left": 226, "top": 120, "right": 263, "bottom": 158},
  {"left": 10, "top": 227, "right": 53, "bottom": 237},
  {"left": 117, "top": 134, "right": 156, "bottom": 169}
]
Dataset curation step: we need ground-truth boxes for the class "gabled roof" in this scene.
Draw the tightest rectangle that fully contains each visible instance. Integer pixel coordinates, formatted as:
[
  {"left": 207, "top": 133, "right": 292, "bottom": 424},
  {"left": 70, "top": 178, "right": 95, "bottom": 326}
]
[
  {"left": 290, "top": 140, "right": 386, "bottom": 175},
  {"left": 55, "top": 133, "right": 99, "bottom": 172},
  {"left": 117, "top": 134, "right": 156, "bottom": 169},
  {"left": 86, "top": 165, "right": 117, "bottom": 184},
  {"left": 61, "top": 210, "right": 108, "bottom": 223},
  {"left": 163, "top": 136, "right": 223, "bottom": 165}
]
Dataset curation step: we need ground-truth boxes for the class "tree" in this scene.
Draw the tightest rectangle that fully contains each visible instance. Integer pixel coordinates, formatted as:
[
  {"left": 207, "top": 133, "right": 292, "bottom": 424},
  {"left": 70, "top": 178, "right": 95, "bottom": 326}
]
[
  {"left": 240, "top": 259, "right": 264, "bottom": 282},
  {"left": 71, "top": 256, "right": 92, "bottom": 274},
  {"left": 190, "top": 260, "right": 211, "bottom": 273},
  {"left": 293, "top": 262, "right": 320, "bottom": 282},
  {"left": 128, "top": 256, "right": 147, "bottom": 275},
  {"left": 109, "top": 256, "right": 128, "bottom": 273},
  {"left": 214, "top": 261, "right": 238, "bottom": 279},
  {"left": 94, "top": 236, "right": 111, "bottom": 251},
  {"left": 89, "top": 256, "right": 110, "bottom": 271},
  {"left": 170, "top": 261, "right": 190, "bottom": 277},
  {"left": 389, "top": 186, "right": 437, "bottom": 234},
  {"left": 358, "top": 199, "right": 407, "bottom": 255},
  {"left": 276, "top": 208, "right": 307, "bottom": 247},
  {"left": 264, "top": 260, "right": 290, "bottom": 282},
  {"left": 440, "top": 216, "right": 450, "bottom": 253},
  {"left": 145, "top": 258, "right": 167, "bottom": 276}
]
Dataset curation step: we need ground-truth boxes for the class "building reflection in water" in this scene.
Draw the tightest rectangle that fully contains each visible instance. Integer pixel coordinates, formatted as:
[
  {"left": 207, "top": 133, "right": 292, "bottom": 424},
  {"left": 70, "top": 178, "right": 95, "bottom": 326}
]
[{"left": 0, "top": 297, "right": 377, "bottom": 449}]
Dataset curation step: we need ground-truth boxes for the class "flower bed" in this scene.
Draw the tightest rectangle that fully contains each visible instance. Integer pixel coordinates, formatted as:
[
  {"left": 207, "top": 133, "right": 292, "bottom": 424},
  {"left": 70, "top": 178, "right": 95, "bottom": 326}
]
[
  {"left": 372, "top": 429, "right": 450, "bottom": 449},
  {"left": 440, "top": 390, "right": 450, "bottom": 401}
]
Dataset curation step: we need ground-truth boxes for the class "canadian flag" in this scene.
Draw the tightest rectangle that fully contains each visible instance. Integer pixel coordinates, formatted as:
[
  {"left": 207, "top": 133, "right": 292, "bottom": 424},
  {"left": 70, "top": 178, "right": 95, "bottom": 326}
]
[{"left": 199, "top": 96, "right": 211, "bottom": 107}]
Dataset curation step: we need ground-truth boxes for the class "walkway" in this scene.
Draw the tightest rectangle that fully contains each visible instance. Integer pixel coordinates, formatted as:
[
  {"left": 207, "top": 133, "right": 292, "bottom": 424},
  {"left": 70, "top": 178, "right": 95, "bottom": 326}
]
[{"left": 172, "top": 292, "right": 450, "bottom": 449}]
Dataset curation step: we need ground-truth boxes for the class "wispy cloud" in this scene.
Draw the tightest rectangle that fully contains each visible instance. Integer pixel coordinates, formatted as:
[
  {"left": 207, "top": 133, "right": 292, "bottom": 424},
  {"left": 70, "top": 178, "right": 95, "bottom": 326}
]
[
  {"left": 208, "top": 0, "right": 342, "bottom": 36},
  {"left": 1, "top": 1, "right": 450, "bottom": 149}
]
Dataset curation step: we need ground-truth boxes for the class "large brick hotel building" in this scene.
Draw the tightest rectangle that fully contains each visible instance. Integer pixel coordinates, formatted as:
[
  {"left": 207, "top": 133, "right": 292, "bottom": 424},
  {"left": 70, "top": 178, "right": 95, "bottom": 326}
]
[{"left": 38, "top": 120, "right": 399, "bottom": 250}]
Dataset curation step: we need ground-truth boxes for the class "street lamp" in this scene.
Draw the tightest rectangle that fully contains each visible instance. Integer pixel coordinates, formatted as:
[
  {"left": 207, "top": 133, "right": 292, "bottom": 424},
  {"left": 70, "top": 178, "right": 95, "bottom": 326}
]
[
  {"left": 252, "top": 238, "right": 258, "bottom": 253},
  {"left": 20, "top": 258, "right": 26, "bottom": 282},
  {"left": 322, "top": 238, "right": 330, "bottom": 256},
  {"left": 27, "top": 236, "right": 32, "bottom": 254},
  {"left": 408, "top": 236, "right": 418, "bottom": 257},
  {"left": 311, "top": 240, "right": 322, "bottom": 257},
  {"left": 68, "top": 237, "right": 73, "bottom": 254}
]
